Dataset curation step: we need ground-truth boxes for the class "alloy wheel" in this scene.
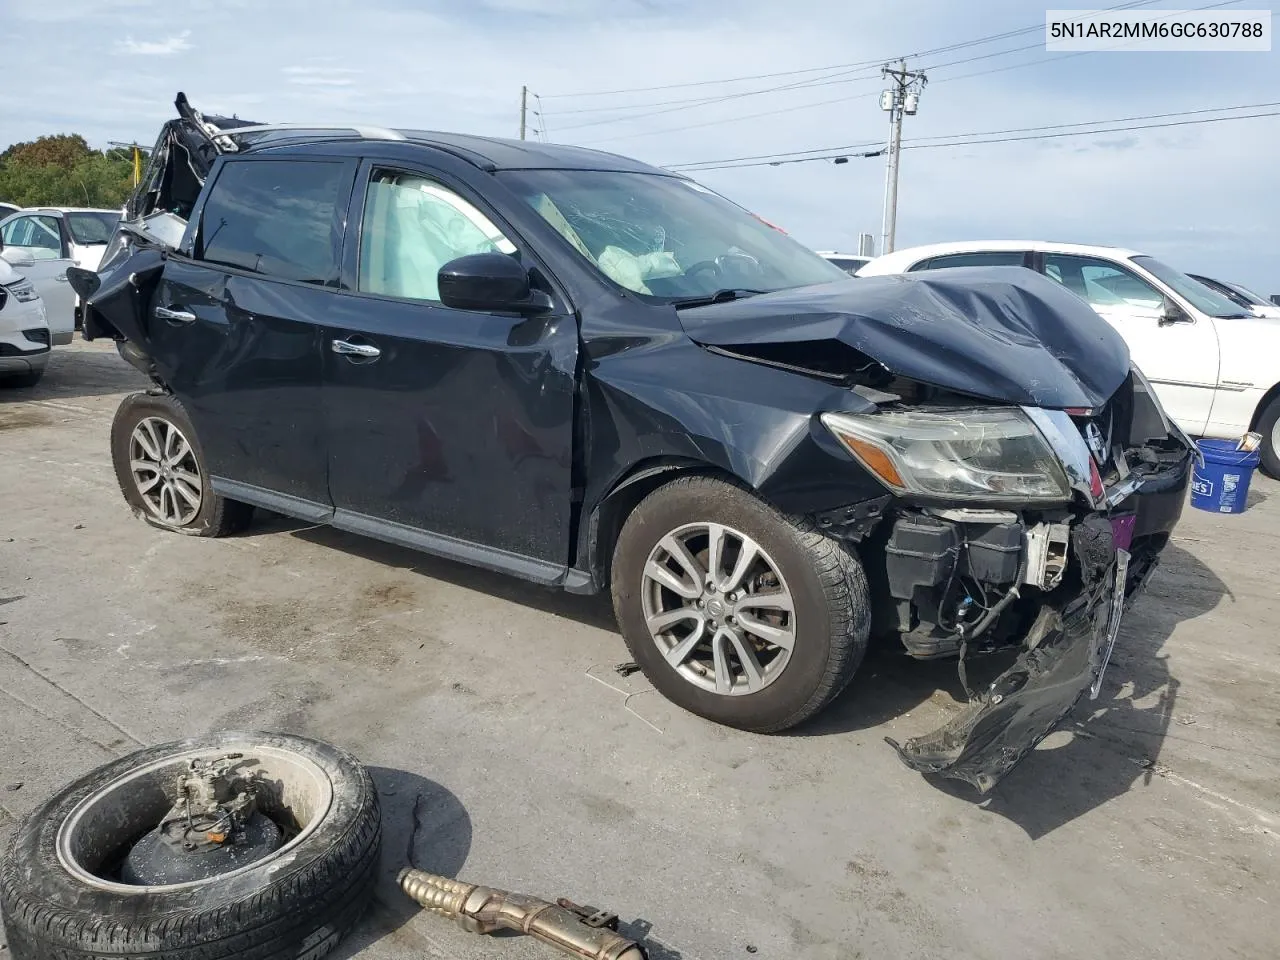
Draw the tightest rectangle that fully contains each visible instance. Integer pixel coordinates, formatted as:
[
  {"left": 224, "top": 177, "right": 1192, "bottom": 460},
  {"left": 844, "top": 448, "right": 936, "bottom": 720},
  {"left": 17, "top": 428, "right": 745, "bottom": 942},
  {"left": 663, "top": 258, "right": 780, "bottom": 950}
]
[
  {"left": 640, "top": 522, "right": 796, "bottom": 696},
  {"left": 129, "top": 416, "right": 203, "bottom": 526}
]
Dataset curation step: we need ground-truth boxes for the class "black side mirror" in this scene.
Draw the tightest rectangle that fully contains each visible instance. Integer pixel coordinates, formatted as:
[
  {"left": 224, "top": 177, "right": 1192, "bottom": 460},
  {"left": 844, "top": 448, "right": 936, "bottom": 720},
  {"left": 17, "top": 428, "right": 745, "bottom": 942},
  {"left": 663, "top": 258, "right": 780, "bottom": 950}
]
[
  {"left": 1158, "top": 298, "right": 1190, "bottom": 327},
  {"left": 438, "top": 253, "right": 552, "bottom": 315},
  {"left": 66, "top": 266, "right": 101, "bottom": 300}
]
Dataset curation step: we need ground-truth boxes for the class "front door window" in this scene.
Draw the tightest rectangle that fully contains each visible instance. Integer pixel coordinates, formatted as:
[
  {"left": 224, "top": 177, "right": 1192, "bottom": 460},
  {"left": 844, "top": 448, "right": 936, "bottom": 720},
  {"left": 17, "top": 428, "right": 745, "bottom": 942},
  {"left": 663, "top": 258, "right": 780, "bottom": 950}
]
[{"left": 358, "top": 170, "right": 516, "bottom": 303}]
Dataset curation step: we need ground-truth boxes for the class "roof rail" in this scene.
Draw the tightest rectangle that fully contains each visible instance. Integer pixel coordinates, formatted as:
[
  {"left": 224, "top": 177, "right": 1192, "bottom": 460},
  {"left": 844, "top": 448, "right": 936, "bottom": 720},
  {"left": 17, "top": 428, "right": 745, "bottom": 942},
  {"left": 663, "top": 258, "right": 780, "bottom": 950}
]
[{"left": 218, "top": 123, "right": 407, "bottom": 142}]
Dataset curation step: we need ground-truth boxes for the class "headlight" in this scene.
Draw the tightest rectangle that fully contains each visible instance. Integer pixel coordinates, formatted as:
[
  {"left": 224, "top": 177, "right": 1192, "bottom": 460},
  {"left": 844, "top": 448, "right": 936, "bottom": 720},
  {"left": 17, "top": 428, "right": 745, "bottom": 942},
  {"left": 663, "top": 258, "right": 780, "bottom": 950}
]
[
  {"left": 4, "top": 280, "right": 38, "bottom": 303},
  {"left": 821, "top": 407, "right": 1071, "bottom": 502}
]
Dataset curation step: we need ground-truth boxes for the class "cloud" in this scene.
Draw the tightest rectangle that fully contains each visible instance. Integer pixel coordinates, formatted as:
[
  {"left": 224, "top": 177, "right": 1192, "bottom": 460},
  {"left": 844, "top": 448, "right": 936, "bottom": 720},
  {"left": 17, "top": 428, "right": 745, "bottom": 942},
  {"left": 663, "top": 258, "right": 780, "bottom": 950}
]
[
  {"left": 115, "top": 30, "right": 191, "bottom": 56},
  {"left": 283, "top": 66, "right": 361, "bottom": 87}
]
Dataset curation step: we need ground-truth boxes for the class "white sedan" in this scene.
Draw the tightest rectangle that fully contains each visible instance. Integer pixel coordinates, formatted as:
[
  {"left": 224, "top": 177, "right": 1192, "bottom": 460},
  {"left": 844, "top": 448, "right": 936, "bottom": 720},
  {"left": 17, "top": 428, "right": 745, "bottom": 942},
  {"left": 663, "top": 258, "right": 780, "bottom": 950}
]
[{"left": 859, "top": 240, "right": 1280, "bottom": 477}]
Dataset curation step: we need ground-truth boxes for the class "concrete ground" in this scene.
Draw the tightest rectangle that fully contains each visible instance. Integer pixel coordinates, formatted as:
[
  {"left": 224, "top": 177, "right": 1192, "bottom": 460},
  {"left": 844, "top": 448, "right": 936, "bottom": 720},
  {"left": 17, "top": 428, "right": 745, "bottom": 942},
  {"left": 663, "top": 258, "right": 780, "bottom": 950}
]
[{"left": 2, "top": 339, "right": 1278, "bottom": 960}]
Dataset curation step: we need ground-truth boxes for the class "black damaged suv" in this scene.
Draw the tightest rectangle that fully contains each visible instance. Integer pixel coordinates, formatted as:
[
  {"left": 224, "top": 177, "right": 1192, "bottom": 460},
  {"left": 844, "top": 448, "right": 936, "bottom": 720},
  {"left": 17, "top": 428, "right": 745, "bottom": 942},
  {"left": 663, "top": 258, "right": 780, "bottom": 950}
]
[{"left": 75, "top": 95, "right": 1195, "bottom": 791}]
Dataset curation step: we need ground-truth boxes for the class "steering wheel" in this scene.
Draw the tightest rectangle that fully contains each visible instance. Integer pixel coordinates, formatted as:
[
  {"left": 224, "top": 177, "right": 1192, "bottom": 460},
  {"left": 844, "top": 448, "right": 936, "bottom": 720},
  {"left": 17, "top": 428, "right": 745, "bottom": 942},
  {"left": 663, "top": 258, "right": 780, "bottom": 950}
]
[{"left": 683, "top": 259, "right": 722, "bottom": 279}]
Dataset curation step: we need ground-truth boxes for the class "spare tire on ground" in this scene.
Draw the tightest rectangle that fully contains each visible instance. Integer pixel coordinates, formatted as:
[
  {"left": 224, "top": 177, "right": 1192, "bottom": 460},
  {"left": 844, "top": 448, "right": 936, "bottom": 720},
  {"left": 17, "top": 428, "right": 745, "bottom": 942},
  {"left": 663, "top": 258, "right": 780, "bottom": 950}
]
[{"left": 1, "top": 731, "right": 381, "bottom": 960}]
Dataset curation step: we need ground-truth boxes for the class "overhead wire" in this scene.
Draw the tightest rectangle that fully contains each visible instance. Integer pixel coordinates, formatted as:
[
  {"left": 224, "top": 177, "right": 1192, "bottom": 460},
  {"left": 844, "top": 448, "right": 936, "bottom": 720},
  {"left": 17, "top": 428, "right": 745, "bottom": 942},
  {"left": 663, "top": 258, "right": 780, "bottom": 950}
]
[
  {"left": 560, "top": 0, "right": 1244, "bottom": 145},
  {"left": 539, "top": 0, "right": 1162, "bottom": 101},
  {"left": 664, "top": 107, "right": 1280, "bottom": 172},
  {"left": 665, "top": 99, "right": 1280, "bottom": 170}
]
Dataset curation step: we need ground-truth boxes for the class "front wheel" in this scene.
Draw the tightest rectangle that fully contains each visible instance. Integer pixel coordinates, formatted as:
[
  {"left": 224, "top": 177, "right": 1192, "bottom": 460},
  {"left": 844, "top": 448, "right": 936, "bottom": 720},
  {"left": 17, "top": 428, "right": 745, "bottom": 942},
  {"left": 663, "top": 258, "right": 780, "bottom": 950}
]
[
  {"left": 110, "top": 392, "right": 253, "bottom": 536},
  {"left": 611, "top": 476, "right": 870, "bottom": 733},
  {"left": 1258, "top": 395, "right": 1280, "bottom": 479}
]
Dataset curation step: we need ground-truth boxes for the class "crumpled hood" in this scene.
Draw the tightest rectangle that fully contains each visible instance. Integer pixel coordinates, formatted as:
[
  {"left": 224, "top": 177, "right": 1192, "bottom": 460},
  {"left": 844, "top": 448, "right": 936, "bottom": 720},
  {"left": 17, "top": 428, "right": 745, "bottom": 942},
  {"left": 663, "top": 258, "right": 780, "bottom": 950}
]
[{"left": 678, "top": 266, "right": 1131, "bottom": 409}]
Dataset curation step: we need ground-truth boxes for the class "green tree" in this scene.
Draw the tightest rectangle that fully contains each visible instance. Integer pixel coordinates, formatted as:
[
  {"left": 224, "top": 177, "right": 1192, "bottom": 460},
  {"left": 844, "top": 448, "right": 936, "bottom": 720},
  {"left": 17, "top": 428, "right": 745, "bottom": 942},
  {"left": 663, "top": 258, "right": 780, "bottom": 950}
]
[{"left": 0, "top": 134, "right": 139, "bottom": 209}]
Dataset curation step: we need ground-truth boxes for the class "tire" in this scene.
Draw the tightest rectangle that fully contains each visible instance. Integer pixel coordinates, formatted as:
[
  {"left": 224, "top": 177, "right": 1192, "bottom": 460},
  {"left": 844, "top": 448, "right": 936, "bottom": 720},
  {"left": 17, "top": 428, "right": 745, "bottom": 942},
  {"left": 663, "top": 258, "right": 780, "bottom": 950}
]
[
  {"left": 1257, "top": 395, "right": 1280, "bottom": 479},
  {"left": 611, "top": 475, "right": 870, "bottom": 733},
  {"left": 0, "top": 732, "right": 381, "bottom": 960},
  {"left": 110, "top": 392, "right": 253, "bottom": 537},
  {"left": 1, "top": 367, "right": 44, "bottom": 388}
]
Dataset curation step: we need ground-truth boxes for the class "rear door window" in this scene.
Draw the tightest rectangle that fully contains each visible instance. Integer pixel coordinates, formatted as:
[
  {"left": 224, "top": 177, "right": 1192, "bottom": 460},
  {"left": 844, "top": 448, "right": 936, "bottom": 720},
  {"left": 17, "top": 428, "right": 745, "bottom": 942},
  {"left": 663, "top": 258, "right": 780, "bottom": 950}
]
[
  {"left": 196, "top": 159, "right": 350, "bottom": 285},
  {"left": 913, "top": 251, "right": 1029, "bottom": 271}
]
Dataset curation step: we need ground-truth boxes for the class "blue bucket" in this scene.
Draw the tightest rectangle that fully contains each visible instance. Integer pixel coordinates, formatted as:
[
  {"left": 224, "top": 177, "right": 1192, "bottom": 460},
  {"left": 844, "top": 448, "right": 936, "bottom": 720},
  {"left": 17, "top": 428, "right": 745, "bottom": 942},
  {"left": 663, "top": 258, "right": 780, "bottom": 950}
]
[{"left": 1190, "top": 439, "right": 1261, "bottom": 514}]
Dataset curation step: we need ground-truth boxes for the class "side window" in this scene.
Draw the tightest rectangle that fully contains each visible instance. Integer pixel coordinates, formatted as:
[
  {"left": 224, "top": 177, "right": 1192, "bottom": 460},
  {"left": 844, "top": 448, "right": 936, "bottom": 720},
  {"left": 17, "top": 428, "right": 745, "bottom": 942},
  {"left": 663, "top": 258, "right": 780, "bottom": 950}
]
[
  {"left": 197, "top": 160, "right": 347, "bottom": 284},
  {"left": 358, "top": 170, "right": 516, "bottom": 303},
  {"left": 914, "top": 251, "right": 1028, "bottom": 271},
  {"left": 1042, "top": 254, "right": 1164, "bottom": 311},
  {"left": 2, "top": 215, "right": 63, "bottom": 259}
]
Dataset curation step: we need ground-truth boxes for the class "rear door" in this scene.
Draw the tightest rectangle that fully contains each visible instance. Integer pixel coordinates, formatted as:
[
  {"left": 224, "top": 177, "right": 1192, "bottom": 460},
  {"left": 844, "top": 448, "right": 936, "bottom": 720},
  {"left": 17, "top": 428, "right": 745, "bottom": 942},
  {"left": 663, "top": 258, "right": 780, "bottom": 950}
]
[
  {"left": 0, "top": 214, "right": 76, "bottom": 340},
  {"left": 322, "top": 158, "right": 578, "bottom": 581},
  {"left": 1039, "top": 252, "right": 1218, "bottom": 433},
  {"left": 147, "top": 156, "right": 357, "bottom": 511}
]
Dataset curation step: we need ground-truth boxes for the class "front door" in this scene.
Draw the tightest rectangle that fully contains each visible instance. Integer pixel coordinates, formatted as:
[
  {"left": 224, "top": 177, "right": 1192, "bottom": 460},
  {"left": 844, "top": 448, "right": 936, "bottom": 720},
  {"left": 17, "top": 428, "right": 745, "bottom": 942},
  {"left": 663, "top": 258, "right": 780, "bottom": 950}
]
[
  {"left": 147, "top": 156, "right": 356, "bottom": 509},
  {"left": 1040, "top": 252, "right": 1219, "bottom": 434},
  {"left": 323, "top": 161, "right": 578, "bottom": 581}
]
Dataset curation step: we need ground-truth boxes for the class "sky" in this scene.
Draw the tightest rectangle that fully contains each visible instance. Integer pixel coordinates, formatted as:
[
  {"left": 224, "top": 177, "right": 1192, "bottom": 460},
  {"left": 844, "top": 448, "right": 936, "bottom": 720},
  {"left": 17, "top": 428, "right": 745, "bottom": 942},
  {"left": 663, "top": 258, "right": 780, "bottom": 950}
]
[{"left": 2, "top": 0, "right": 1276, "bottom": 291}]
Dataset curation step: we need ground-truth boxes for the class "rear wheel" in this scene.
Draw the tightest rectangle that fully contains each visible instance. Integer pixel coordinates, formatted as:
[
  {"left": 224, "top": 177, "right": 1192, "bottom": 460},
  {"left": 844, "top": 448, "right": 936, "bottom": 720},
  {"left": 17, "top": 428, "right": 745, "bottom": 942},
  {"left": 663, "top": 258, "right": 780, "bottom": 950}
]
[
  {"left": 611, "top": 475, "right": 870, "bottom": 732},
  {"left": 111, "top": 392, "right": 253, "bottom": 537},
  {"left": 1258, "top": 395, "right": 1280, "bottom": 479}
]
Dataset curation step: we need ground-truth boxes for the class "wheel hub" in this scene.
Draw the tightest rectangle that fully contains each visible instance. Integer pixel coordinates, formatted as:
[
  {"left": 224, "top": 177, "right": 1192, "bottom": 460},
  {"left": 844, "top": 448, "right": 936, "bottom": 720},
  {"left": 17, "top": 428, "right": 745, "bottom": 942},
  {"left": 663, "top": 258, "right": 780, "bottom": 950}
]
[
  {"left": 129, "top": 416, "right": 203, "bottom": 526},
  {"left": 640, "top": 521, "right": 797, "bottom": 697},
  {"left": 121, "top": 754, "right": 282, "bottom": 885}
]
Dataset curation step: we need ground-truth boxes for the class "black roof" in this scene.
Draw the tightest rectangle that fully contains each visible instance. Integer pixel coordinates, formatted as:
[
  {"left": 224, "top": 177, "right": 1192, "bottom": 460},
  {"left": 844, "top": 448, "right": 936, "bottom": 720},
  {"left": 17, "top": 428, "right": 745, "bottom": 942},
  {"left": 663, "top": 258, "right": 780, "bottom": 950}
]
[
  {"left": 239, "top": 127, "right": 673, "bottom": 176},
  {"left": 399, "top": 131, "right": 670, "bottom": 175}
]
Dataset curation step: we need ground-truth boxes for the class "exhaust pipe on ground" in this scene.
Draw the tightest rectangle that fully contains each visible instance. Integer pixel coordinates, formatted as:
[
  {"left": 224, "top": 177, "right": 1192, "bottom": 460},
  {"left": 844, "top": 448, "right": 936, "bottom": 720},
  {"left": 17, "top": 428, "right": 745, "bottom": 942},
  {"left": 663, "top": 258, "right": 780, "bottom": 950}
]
[{"left": 398, "top": 867, "right": 648, "bottom": 960}]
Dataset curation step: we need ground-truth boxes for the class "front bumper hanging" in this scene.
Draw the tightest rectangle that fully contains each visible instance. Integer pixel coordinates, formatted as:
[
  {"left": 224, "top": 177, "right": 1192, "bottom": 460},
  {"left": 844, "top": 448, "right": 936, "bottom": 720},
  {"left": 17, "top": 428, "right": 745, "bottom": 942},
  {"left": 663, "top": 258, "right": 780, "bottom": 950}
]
[{"left": 889, "top": 515, "right": 1128, "bottom": 793}]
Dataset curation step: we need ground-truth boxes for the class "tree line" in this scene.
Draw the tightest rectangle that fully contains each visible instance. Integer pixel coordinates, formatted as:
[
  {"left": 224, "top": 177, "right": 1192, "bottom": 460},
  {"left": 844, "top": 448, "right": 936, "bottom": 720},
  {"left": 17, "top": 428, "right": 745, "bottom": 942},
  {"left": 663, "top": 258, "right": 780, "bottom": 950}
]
[{"left": 0, "top": 134, "right": 142, "bottom": 209}]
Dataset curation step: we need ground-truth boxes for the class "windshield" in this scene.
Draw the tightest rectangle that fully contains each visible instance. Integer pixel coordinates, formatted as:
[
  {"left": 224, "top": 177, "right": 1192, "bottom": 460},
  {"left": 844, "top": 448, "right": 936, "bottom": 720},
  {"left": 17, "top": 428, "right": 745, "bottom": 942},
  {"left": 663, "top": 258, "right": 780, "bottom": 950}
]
[
  {"left": 1131, "top": 256, "right": 1250, "bottom": 318},
  {"left": 65, "top": 211, "right": 120, "bottom": 244},
  {"left": 1222, "top": 279, "right": 1271, "bottom": 307},
  {"left": 500, "top": 169, "right": 847, "bottom": 302}
]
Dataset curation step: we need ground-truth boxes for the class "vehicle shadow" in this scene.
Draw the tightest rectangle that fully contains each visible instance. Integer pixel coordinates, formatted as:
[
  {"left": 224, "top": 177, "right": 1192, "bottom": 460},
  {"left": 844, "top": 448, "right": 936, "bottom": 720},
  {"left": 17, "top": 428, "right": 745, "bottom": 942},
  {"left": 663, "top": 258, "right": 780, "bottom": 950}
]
[
  {"left": 332, "top": 765, "right": 473, "bottom": 960},
  {"left": 334, "top": 764, "right": 686, "bottom": 960},
  {"left": 4, "top": 341, "right": 148, "bottom": 401},
  {"left": 250, "top": 512, "right": 620, "bottom": 633},
  {"left": 796, "top": 544, "right": 1229, "bottom": 838}
]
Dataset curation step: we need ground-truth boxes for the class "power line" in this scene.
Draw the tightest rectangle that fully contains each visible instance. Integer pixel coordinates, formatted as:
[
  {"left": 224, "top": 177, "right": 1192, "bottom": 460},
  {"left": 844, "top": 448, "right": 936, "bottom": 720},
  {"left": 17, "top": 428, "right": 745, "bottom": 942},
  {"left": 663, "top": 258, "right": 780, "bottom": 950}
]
[
  {"left": 579, "top": 89, "right": 883, "bottom": 146},
  {"left": 552, "top": 65, "right": 884, "bottom": 133},
  {"left": 564, "top": 0, "right": 1244, "bottom": 146},
  {"left": 540, "top": 0, "right": 1162, "bottom": 100},
  {"left": 667, "top": 107, "right": 1280, "bottom": 172},
  {"left": 667, "top": 100, "right": 1280, "bottom": 171}
]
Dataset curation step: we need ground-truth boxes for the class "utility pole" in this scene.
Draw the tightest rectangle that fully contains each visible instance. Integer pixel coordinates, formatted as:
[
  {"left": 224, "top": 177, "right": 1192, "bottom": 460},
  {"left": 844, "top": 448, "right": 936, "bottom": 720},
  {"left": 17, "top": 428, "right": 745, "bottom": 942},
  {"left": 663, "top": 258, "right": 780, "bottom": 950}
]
[
  {"left": 878, "top": 60, "right": 927, "bottom": 255},
  {"left": 519, "top": 85, "right": 528, "bottom": 141},
  {"left": 108, "top": 140, "right": 145, "bottom": 187}
]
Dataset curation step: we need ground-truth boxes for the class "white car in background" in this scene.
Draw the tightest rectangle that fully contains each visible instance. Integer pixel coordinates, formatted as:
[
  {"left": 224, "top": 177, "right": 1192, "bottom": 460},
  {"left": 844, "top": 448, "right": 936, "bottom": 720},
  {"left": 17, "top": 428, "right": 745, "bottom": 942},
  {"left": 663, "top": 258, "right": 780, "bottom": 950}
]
[
  {"left": 816, "top": 250, "right": 871, "bottom": 275},
  {"left": 859, "top": 240, "right": 1280, "bottom": 477},
  {"left": 0, "top": 207, "right": 121, "bottom": 342},
  {"left": 0, "top": 256, "right": 51, "bottom": 387}
]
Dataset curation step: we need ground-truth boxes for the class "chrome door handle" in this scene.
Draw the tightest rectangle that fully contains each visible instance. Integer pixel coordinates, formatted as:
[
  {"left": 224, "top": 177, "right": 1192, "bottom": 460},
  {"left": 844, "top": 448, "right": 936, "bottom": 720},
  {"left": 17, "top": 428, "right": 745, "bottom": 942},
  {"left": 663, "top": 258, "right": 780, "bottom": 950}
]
[
  {"left": 155, "top": 305, "right": 196, "bottom": 323},
  {"left": 331, "top": 339, "right": 381, "bottom": 359}
]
